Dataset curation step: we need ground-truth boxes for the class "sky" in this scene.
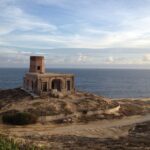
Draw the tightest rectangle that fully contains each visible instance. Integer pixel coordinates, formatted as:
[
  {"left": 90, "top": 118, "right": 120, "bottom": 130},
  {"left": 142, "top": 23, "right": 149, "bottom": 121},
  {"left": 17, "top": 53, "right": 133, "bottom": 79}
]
[{"left": 1, "top": 0, "right": 150, "bottom": 68}]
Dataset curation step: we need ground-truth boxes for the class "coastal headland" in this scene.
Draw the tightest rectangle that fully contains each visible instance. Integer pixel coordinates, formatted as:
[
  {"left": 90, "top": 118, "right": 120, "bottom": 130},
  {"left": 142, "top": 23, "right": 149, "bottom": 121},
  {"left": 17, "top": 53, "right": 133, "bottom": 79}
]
[{"left": 0, "top": 88, "right": 150, "bottom": 149}]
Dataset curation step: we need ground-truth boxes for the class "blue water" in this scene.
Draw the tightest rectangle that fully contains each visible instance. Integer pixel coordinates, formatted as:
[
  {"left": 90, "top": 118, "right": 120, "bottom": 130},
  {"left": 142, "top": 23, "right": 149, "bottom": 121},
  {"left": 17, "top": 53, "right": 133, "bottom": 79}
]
[{"left": 0, "top": 68, "right": 150, "bottom": 98}]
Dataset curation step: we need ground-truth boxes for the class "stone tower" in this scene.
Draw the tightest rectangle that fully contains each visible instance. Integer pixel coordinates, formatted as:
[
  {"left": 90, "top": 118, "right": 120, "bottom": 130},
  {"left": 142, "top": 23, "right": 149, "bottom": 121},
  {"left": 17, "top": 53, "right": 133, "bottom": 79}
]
[
  {"left": 24, "top": 56, "right": 75, "bottom": 96},
  {"left": 29, "top": 56, "right": 45, "bottom": 74}
]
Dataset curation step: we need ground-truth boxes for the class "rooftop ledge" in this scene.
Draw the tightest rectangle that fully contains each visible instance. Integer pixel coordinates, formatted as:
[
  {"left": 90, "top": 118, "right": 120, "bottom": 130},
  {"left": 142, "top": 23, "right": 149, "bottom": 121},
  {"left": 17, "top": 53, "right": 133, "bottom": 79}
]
[{"left": 25, "top": 72, "right": 74, "bottom": 77}]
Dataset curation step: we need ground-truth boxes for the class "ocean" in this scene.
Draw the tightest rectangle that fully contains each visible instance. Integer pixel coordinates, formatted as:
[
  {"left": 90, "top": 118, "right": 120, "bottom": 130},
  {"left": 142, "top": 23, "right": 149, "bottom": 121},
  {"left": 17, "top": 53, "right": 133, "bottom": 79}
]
[{"left": 0, "top": 68, "right": 150, "bottom": 98}]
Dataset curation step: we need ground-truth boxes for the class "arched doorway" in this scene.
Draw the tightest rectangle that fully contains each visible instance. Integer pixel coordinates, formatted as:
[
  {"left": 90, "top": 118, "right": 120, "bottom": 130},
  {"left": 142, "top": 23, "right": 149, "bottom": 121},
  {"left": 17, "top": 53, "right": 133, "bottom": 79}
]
[{"left": 51, "top": 79, "right": 62, "bottom": 91}]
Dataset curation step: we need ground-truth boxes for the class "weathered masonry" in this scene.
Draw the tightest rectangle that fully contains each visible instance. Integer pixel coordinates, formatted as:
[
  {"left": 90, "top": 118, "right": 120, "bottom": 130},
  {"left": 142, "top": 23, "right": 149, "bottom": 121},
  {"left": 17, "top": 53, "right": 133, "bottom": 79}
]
[{"left": 23, "top": 56, "right": 75, "bottom": 96}]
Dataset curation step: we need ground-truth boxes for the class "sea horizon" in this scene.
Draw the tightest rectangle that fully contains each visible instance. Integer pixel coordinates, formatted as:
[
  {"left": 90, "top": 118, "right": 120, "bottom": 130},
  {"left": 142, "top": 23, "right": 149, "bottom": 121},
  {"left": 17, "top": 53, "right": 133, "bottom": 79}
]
[
  {"left": 1, "top": 67, "right": 150, "bottom": 70},
  {"left": 1, "top": 68, "right": 150, "bottom": 99}
]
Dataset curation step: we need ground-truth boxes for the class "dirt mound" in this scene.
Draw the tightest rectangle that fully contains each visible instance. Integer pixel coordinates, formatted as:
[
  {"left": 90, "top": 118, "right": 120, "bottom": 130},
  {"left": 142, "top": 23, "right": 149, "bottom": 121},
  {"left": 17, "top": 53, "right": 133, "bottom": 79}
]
[
  {"left": 0, "top": 88, "right": 31, "bottom": 113},
  {"left": 118, "top": 99, "right": 150, "bottom": 116},
  {"left": 0, "top": 89, "right": 120, "bottom": 121},
  {"left": 0, "top": 88, "right": 31, "bottom": 101},
  {"left": 1, "top": 88, "right": 149, "bottom": 124}
]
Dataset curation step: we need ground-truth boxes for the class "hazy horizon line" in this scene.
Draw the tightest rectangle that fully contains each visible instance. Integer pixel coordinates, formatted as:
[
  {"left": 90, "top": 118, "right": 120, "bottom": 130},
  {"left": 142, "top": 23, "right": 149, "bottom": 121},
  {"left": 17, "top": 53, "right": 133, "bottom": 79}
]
[{"left": 1, "top": 67, "right": 150, "bottom": 70}]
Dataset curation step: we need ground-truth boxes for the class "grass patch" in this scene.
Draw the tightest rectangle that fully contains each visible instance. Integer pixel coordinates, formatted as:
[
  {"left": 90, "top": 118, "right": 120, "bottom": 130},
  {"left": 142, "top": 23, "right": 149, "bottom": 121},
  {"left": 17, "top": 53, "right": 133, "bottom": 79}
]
[{"left": 0, "top": 135, "right": 44, "bottom": 150}]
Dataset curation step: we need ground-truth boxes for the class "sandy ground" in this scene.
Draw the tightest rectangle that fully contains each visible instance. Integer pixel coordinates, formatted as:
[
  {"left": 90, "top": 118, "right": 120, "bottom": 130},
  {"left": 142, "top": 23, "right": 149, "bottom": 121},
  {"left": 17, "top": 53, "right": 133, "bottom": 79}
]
[
  {"left": 47, "top": 114, "right": 150, "bottom": 138},
  {"left": 0, "top": 114, "right": 150, "bottom": 140}
]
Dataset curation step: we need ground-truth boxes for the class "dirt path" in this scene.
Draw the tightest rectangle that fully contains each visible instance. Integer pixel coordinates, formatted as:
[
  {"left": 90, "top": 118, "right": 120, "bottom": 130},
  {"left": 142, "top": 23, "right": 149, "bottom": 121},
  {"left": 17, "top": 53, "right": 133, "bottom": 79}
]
[
  {"left": 47, "top": 114, "right": 150, "bottom": 138},
  {"left": 0, "top": 115, "right": 150, "bottom": 139}
]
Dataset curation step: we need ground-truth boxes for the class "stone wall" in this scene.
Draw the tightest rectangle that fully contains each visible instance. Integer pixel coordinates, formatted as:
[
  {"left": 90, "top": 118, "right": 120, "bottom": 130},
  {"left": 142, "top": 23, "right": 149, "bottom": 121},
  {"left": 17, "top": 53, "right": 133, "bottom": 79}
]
[{"left": 24, "top": 74, "right": 75, "bottom": 96}]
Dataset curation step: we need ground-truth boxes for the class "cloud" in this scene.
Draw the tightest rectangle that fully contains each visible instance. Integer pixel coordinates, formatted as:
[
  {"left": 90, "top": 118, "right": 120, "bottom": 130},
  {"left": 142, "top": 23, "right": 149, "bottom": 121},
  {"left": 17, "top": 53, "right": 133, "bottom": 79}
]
[
  {"left": 77, "top": 53, "right": 88, "bottom": 63},
  {"left": 143, "top": 54, "right": 150, "bottom": 61},
  {"left": 1, "top": 0, "right": 150, "bottom": 49},
  {"left": 0, "top": 3, "right": 57, "bottom": 36},
  {"left": 105, "top": 56, "right": 115, "bottom": 64},
  {"left": 0, "top": 47, "right": 150, "bottom": 68},
  {"left": 36, "top": 0, "right": 68, "bottom": 7},
  {"left": 1, "top": 0, "right": 150, "bottom": 67}
]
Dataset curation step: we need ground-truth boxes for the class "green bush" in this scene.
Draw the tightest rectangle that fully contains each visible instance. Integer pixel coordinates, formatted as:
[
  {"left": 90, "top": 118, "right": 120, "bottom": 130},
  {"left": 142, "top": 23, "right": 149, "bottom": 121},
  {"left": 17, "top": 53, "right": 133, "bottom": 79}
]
[
  {"left": 2, "top": 112, "right": 38, "bottom": 125},
  {"left": 0, "top": 135, "right": 43, "bottom": 150}
]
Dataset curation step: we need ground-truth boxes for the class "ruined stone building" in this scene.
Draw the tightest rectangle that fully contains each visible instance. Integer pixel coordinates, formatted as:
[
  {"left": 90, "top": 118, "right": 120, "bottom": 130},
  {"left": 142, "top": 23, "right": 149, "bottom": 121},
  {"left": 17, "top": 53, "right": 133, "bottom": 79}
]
[{"left": 23, "top": 56, "right": 75, "bottom": 96}]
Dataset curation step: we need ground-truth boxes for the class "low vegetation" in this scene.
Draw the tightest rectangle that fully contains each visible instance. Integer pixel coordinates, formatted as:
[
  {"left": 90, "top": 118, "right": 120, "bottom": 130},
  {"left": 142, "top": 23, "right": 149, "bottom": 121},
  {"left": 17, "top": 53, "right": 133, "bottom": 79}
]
[
  {"left": 0, "top": 135, "right": 43, "bottom": 150},
  {"left": 2, "top": 112, "right": 38, "bottom": 125}
]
